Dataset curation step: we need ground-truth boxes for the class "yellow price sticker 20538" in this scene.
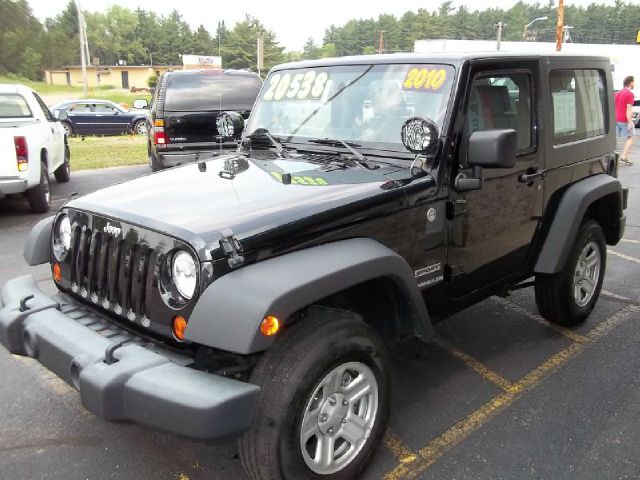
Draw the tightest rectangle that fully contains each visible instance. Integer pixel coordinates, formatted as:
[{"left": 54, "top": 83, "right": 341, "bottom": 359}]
[
  {"left": 402, "top": 68, "right": 448, "bottom": 92},
  {"left": 263, "top": 71, "right": 330, "bottom": 102}
]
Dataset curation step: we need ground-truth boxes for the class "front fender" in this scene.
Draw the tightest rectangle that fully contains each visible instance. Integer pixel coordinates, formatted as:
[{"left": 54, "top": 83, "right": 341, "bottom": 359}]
[
  {"left": 184, "top": 238, "right": 432, "bottom": 354},
  {"left": 23, "top": 216, "right": 54, "bottom": 266}
]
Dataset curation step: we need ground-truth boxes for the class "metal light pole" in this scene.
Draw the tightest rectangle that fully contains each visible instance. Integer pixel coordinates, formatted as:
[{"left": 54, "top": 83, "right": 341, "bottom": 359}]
[
  {"left": 556, "top": 0, "right": 564, "bottom": 51},
  {"left": 523, "top": 16, "right": 548, "bottom": 41},
  {"left": 74, "top": 0, "right": 88, "bottom": 96},
  {"left": 496, "top": 22, "right": 506, "bottom": 51}
]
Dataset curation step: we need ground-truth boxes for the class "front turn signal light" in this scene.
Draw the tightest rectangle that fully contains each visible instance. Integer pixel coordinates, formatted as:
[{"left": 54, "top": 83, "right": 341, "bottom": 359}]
[
  {"left": 172, "top": 315, "right": 187, "bottom": 341},
  {"left": 260, "top": 315, "right": 280, "bottom": 336},
  {"left": 52, "top": 263, "right": 62, "bottom": 282}
]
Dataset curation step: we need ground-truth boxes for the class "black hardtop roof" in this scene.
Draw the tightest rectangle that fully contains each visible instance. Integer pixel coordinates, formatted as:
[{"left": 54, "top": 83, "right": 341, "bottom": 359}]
[
  {"left": 166, "top": 69, "right": 261, "bottom": 78},
  {"left": 273, "top": 51, "right": 611, "bottom": 71}
]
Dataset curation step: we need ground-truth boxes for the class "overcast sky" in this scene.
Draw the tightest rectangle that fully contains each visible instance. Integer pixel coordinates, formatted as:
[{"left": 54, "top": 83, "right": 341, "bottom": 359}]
[{"left": 27, "top": 0, "right": 620, "bottom": 51}]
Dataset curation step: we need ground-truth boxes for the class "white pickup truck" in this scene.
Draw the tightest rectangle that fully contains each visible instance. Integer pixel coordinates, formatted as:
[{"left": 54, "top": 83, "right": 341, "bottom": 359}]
[{"left": 0, "top": 84, "right": 70, "bottom": 213}]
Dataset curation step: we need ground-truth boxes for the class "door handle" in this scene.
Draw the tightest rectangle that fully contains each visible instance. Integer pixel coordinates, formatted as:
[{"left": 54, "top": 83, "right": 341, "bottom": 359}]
[{"left": 519, "top": 168, "right": 547, "bottom": 184}]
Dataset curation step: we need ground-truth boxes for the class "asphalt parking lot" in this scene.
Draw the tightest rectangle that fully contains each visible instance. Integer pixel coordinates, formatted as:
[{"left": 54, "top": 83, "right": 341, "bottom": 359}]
[{"left": 1, "top": 143, "right": 639, "bottom": 480}]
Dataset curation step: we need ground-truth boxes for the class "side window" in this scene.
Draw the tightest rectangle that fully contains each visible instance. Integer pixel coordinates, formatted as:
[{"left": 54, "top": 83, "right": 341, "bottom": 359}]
[
  {"left": 94, "top": 103, "right": 116, "bottom": 114},
  {"left": 549, "top": 69, "right": 607, "bottom": 145},
  {"left": 464, "top": 72, "right": 535, "bottom": 155},
  {"left": 32, "top": 92, "right": 53, "bottom": 121}
]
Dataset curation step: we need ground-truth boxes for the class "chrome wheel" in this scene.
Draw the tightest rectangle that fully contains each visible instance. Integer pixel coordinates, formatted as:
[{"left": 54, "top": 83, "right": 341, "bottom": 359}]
[
  {"left": 573, "top": 240, "right": 601, "bottom": 307},
  {"left": 62, "top": 123, "right": 72, "bottom": 136},
  {"left": 43, "top": 171, "right": 50, "bottom": 204},
  {"left": 299, "top": 361, "right": 379, "bottom": 475},
  {"left": 135, "top": 121, "right": 148, "bottom": 135}
]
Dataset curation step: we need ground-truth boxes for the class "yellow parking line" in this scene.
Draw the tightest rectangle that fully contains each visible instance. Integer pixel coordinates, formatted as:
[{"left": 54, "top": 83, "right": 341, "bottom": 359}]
[
  {"left": 620, "top": 239, "right": 640, "bottom": 244},
  {"left": 383, "top": 304, "right": 640, "bottom": 480},
  {"left": 493, "top": 297, "right": 588, "bottom": 343},
  {"left": 433, "top": 338, "right": 513, "bottom": 392},
  {"left": 601, "top": 289, "right": 634, "bottom": 303},
  {"left": 384, "top": 430, "right": 418, "bottom": 463},
  {"left": 608, "top": 249, "right": 640, "bottom": 265}
]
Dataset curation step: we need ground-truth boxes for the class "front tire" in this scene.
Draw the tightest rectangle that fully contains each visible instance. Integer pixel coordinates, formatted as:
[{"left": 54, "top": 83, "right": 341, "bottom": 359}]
[
  {"left": 61, "top": 121, "right": 73, "bottom": 136},
  {"left": 27, "top": 162, "right": 51, "bottom": 213},
  {"left": 54, "top": 145, "right": 71, "bottom": 183},
  {"left": 535, "top": 219, "right": 606, "bottom": 326},
  {"left": 239, "top": 308, "right": 390, "bottom": 480}
]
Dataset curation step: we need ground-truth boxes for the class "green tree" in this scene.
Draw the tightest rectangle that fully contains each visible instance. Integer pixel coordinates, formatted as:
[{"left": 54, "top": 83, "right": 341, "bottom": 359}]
[
  {"left": 301, "top": 37, "right": 320, "bottom": 60},
  {"left": 0, "top": 0, "right": 44, "bottom": 78},
  {"left": 222, "top": 15, "right": 284, "bottom": 73}
]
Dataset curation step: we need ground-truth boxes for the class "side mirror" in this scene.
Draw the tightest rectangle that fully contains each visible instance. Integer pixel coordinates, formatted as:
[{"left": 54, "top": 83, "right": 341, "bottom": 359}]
[
  {"left": 216, "top": 111, "right": 245, "bottom": 141},
  {"left": 455, "top": 129, "right": 517, "bottom": 192},
  {"left": 468, "top": 129, "right": 517, "bottom": 169},
  {"left": 133, "top": 99, "right": 149, "bottom": 110},
  {"left": 55, "top": 110, "right": 68, "bottom": 121}
]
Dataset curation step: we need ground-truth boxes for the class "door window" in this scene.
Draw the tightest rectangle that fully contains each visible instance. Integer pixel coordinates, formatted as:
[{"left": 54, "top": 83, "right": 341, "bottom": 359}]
[
  {"left": 32, "top": 92, "right": 53, "bottom": 121},
  {"left": 549, "top": 69, "right": 607, "bottom": 144},
  {"left": 463, "top": 72, "right": 535, "bottom": 156},
  {"left": 93, "top": 103, "right": 117, "bottom": 114},
  {"left": 69, "top": 103, "right": 92, "bottom": 113}
]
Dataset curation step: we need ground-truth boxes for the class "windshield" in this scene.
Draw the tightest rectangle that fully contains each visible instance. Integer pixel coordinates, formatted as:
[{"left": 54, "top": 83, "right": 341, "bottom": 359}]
[
  {"left": 0, "top": 94, "right": 33, "bottom": 118},
  {"left": 246, "top": 63, "right": 454, "bottom": 152}
]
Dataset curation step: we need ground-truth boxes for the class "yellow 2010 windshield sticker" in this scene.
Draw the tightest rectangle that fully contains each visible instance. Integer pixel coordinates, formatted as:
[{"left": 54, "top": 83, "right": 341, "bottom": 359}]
[
  {"left": 270, "top": 171, "right": 329, "bottom": 186},
  {"left": 402, "top": 67, "right": 448, "bottom": 92},
  {"left": 263, "top": 71, "right": 330, "bottom": 101}
]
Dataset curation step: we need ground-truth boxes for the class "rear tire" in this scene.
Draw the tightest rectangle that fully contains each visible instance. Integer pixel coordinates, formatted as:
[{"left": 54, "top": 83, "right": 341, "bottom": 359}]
[
  {"left": 148, "top": 145, "right": 162, "bottom": 171},
  {"left": 535, "top": 219, "right": 606, "bottom": 326},
  {"left": 27, "top": 162, "right": 51, "bottom": 213},
  {"left": 54, "top": 145, "right": 71, "bottom": 183},
  {"left": 133, "top": 120, "right": 148, "bottom": 136},
  {"left": 239, "top": 308, "right": 390, "bottom": 480}
]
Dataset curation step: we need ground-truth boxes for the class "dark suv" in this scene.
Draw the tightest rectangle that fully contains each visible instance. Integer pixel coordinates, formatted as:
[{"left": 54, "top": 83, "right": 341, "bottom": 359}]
[
  {"left": 0, "top": 53, "right": 627, "bottom": 480},
  {"left": 147, "top": 69, "right": 262, "bottom": 170}
]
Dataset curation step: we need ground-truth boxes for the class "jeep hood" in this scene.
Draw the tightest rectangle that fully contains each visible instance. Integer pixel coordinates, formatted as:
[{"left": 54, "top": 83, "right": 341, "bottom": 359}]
[{"left": 67, "top": 152, "right": 408, "bottom": 257}]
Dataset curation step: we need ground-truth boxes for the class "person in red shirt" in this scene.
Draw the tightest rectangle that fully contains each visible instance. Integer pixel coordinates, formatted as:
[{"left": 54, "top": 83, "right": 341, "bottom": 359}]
[{"left": 615, "top": 75, "right": 635, "bottom": 165}]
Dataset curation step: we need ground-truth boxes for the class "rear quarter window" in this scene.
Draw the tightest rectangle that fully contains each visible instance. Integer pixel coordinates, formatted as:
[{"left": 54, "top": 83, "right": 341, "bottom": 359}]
[
  {"left": 164, "top": 72, "right": 262, "bottom": 112},
  {"left": 0, "top": 94, "right": 33, "bottom": 118},
  {"left": 549, "top": 69, "right": 607, "bottom": 145}
]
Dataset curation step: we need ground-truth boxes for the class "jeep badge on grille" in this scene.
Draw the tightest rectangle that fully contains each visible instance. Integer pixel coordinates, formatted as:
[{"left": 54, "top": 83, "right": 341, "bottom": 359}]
[{"left": 103, "top": 223, "right": 122, "bottom": 236}]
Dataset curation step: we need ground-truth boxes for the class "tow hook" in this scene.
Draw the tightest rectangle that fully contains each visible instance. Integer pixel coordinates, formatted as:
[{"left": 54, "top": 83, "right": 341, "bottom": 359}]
[
  {"left": 104, "top": 340, "right": 129, "bottom": 365},
  {"left": 19, "top": 294, "right": 35, "bottom": 312}
]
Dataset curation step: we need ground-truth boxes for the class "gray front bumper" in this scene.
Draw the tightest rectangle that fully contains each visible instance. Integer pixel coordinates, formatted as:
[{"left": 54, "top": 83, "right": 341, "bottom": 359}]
[{"left": 0, "top": 275, "right": 259, "bottom": 441}]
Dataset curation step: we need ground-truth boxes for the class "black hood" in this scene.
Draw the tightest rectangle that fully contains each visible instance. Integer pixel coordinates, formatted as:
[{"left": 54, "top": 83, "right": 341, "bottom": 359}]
[{"left": 67, "top": 152, "right": 409, "bottom": 259}]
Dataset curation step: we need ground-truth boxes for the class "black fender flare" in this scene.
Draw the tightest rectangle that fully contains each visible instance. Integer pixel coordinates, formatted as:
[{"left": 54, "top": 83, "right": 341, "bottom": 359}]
[
  {"left": 184, "top": 238, "right": 433, "bottom": 354},
  {"left": 535, "top": 174, "right": 624, "bottom": 274},
  {"left": 23, "top": 216, "right": 54, "bottom": 266}
]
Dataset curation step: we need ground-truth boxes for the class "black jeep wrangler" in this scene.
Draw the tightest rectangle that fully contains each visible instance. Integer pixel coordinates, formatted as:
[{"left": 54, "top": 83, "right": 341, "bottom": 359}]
[{"left": 0, "top": 53, "right": 627, "bottom": 480}]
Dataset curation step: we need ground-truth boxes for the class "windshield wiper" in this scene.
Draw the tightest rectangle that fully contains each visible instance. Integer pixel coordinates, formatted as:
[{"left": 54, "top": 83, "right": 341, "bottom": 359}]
[
  {"left": 308, "top": 138, "right": 378, "bottom": 170},
  {"left": 246, "top": 128, "right": 290, "bottom": 158}
]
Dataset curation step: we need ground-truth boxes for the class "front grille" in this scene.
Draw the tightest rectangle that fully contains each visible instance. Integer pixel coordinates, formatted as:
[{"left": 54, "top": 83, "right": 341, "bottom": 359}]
[{"left": 69, "top": 225, "right": 156, "bottom": 322}]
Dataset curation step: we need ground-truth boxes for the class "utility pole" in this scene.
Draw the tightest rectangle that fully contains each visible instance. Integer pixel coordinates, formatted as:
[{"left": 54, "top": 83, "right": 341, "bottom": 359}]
[
  {"left": 256, "top": 33, "right": 264, "bottom": 77},
  {"left": 496, "top": 22, "right": 505, "bottom": 51},
  {"left": 556, "top": 0, "right": 564, "bottom": 51},
  {"left": 378, "top": 30, "right": 385, "bottom": 54},
  {"left": 74, "top": 0, "right": 88, "bottom": 96}
]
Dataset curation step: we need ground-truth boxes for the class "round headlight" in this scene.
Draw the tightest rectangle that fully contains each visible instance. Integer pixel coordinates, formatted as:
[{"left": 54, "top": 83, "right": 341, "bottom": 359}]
[
  {"left": 53, "top": 214, "right": 72, "bottom": 261},
  {"left": 171, "top": 250, "right": 197, "bottom": 300}
]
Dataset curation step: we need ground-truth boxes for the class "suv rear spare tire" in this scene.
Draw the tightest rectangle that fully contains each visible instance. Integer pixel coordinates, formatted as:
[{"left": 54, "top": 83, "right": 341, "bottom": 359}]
[
  {"left": 535, "top": 219, "right": 606, "bottom": 326},
  {"left": 239, "top": 308, "right": 390, "bottom": 480}
]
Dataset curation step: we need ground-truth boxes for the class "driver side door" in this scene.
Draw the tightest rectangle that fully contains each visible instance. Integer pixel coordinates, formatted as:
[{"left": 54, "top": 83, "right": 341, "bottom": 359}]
[{"left": 447, "top": 63, "right": 544, "bottom": 299}]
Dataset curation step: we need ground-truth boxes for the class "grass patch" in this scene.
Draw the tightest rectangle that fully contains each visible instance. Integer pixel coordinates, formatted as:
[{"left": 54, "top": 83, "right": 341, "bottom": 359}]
[{"left": 69, "top": 136, "right": 147, "bottom": 170}]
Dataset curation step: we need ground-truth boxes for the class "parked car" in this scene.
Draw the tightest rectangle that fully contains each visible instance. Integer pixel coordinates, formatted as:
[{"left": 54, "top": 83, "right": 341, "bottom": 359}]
[
  {"left": 0, "top": 84, "right": 70, "bottom": 212},
  {"left": 633, "top": 97, "right": 639, "bottom": 127},
  {"left": 0, "top": 53, "right": 627, "bottom": 479},
  {"left": 147, "top": 69, "right": 262, "bottom": 171},
  {"left": 51, "top": 99, "right": 149, "bottom": 136}
]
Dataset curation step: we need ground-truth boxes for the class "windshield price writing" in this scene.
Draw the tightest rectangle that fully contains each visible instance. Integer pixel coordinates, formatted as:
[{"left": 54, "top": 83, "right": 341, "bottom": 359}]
[{"left": 263, "top": 71, "right": 330, "bottom": 101}]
